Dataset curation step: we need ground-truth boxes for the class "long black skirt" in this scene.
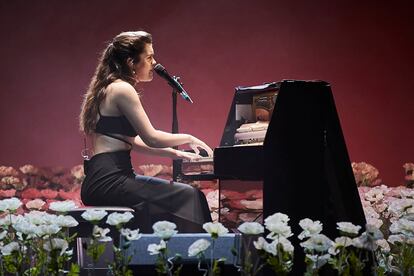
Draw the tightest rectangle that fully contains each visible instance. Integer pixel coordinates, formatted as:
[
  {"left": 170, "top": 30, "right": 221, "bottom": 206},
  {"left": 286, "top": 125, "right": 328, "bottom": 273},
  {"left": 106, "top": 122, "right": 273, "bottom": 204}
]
[{"left": 81, "top": 150, "right": 212, "bottom": 233}]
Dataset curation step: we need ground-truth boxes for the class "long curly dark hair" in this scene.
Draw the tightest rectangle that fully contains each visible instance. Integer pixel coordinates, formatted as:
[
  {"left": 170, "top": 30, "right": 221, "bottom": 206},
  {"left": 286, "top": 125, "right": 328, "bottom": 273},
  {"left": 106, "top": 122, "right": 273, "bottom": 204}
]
[{"left": 79, "top": 31, "right": 152, "bottom": 134}]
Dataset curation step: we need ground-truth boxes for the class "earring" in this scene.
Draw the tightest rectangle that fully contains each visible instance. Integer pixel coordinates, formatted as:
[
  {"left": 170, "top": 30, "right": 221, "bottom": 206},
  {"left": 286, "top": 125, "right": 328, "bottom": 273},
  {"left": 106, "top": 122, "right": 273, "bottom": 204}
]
[{"left": 133, "top": 70, "right": 136, "bottom": 75}]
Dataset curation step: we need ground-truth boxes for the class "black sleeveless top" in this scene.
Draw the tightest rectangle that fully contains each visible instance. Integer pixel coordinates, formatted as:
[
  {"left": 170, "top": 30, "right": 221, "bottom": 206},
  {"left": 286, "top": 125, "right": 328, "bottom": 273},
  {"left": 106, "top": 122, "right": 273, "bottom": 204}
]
[{"left": 95, "top": 108, "right": 137, "bottom": 137}]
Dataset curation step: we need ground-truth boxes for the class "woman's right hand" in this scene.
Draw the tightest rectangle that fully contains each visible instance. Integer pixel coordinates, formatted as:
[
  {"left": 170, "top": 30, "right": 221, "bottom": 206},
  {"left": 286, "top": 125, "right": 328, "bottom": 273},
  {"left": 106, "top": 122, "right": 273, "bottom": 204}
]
[{"left": 188, "top": 135, "right": 214, "bottom": 157}]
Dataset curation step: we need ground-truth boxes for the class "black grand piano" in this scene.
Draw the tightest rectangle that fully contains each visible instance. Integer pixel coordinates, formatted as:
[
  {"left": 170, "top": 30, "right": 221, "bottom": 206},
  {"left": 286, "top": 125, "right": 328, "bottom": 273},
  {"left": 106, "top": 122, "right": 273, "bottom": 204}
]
[{"left": 177, "top": 80, "right": 367, "bottom": 273}]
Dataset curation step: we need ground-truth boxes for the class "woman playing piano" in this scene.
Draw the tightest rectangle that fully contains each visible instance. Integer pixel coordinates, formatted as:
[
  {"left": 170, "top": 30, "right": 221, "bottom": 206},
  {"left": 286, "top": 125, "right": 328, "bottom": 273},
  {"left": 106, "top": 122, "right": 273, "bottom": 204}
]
[{"left": 79, "top": 31, "right": 213, "bottom": 232}]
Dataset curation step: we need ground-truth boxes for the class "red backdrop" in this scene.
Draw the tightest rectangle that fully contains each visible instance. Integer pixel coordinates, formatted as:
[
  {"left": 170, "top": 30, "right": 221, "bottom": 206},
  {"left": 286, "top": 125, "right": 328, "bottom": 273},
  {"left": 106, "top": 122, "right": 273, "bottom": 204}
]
[{"left": 0, "top": 0, "right": 413, "bottom": 186}]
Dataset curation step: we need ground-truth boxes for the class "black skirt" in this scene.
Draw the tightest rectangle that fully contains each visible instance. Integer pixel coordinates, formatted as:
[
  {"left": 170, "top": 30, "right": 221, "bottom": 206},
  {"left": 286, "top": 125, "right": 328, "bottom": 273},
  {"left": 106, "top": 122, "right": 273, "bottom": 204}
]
[{"left": 81, "top": 150, "right": 212, "bottom": 233}]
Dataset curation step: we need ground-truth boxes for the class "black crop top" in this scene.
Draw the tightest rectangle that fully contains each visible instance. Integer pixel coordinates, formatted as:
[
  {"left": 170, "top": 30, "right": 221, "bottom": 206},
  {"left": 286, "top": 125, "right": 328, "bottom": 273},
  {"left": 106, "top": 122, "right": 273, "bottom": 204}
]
[{"left": 95, "top": 108, "right": 138, "bottom": 137}]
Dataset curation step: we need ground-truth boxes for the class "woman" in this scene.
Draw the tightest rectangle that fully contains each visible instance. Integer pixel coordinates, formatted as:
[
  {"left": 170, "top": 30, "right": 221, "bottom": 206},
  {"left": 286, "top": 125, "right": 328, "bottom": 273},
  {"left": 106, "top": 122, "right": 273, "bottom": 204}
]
[{"left": 79, "top": 31, "right": 213, "bottom": 232}]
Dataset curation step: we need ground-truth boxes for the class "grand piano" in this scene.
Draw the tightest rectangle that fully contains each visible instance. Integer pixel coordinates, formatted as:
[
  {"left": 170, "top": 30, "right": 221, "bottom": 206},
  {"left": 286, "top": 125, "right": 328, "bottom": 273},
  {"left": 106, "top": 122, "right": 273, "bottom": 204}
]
[{"left": 177, "top": 79, "right": 368, "bottom": 274}]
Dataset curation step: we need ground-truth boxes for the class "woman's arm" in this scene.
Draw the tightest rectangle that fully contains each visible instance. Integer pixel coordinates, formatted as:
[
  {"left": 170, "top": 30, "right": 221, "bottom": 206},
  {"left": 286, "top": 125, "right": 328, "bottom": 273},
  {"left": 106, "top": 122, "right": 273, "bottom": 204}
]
[
  {"left": 132, "top": 136, "right": 202, "bottom": 160},
  {"left": 111, "top": 82, "right": 212, "bottom": 156}
]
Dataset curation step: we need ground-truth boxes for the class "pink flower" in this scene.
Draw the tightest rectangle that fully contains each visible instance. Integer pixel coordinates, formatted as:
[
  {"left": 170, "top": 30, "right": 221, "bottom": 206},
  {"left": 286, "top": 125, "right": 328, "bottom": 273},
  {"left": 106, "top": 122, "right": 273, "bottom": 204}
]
[
  {"left": 19, "top": 164, "right": 39, "bottom": 175},
  {"left": 21, "top": 188, "right": 42, "bottom": 199},
  {"left": 403, "top": 163, "right": 414, "bottom": 173},
  {"left": 0, "top": 166, "right": 19, "bottom": 177},
  {"left": 352, "top": 162, "right": 381, "bottom": 187},
  {"left": 71, "top": 165, "right": 85, "bottom": 181},
  {"left": 58, "top": 189, "right": 81, "bottom": 201},
  {"left": 0, "top": 189, "right": 16, "bottom": 198},
  {"left": 40, "top": 189, "right": 58, "bottom": 199},
  {"left": 25, "top": 199, "right": 46, "bottom": 210}
]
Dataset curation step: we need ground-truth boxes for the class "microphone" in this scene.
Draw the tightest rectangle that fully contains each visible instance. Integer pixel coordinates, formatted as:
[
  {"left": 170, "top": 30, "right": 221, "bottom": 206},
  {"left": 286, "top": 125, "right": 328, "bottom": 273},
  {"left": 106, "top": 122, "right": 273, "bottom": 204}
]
[{"left": 154, "top": 64, "right": 193, "bottom": 103}]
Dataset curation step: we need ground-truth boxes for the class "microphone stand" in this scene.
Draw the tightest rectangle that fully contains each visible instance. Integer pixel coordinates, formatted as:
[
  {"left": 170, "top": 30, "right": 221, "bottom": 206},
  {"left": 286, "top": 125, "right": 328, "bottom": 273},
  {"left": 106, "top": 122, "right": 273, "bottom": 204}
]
[{"left": 172, "top": 76, "right": 182, "bottom": 182}]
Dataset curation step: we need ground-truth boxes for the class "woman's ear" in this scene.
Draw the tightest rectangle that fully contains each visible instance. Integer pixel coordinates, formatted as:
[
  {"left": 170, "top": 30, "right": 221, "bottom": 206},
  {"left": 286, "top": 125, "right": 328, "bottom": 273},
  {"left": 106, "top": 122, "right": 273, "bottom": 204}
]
[{"left": 127, "top": 58, "right": 134, "bottom": 69}]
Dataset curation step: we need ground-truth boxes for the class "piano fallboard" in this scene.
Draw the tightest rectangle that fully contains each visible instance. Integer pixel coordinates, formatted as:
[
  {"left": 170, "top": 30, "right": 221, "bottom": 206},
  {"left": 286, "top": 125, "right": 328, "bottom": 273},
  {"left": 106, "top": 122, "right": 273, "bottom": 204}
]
[{"left": 214, "top": 145, "right": 263, "bottom": 180}]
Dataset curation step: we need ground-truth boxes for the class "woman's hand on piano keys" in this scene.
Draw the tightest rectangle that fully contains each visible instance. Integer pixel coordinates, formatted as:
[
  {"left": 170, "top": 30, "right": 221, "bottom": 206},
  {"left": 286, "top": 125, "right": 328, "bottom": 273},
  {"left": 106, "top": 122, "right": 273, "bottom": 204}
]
[
  {"left": 188, "top": 136, "right": 214, "bottom": 157},
  {"left": 175, "top": 150, "right": 202, "bottom": 161}
]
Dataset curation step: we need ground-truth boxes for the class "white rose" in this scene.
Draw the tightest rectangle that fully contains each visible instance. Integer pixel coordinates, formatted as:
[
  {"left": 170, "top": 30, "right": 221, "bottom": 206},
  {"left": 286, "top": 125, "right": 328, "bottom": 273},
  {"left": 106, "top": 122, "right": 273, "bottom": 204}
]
[
  {"left": 56, "top": 215, "right": 79, "bottom": 228},
  {"left": 12, "top": 219, "right": 38, "bottom": 237},
  {"left": 92, "top": 225, "right": 112, "bottom": 242},
  {"left": 1, "top": 242, "right": 20, "bottom": 256},
  {"left": 25, "top": 211, "right": 47, "bottom": 225},
  {"left": 0, "top": 197, "right": 22, "bottom": 211},
  {"left": 0, "top": 230, "right": 7, "bottom": 240},
  {"left": 36, "top": 224, "right": 61, "bottom": 237},
  {"left": 300, "top": 234, "right": 333, "bottom": 252},
  {"left": 42, "top": 213, "right": 58, "bottom": 225},
  {"left": 81, "top": 209, "right": 108, "bottom": 222},
  {"left": 147, "top": 240, "right": 166, "bottom": 255},
  {"left": 328, "top": 237, "right": 352, "bottom": 255},
  {"left": 366, "top": 217, "right": 383, "bottom": 229},
  {"left": 337, "top": 222, "right": 362, "bottom": 235},
  {"left": 298, "top": 218, "right": 323, "bottom": 240},
  {"left": 49, "top": 200, "right": 77, "bottom": 213},
  {"left": 188, "top": 238, "right": 211, "bottom": 257},
  {"left": 43, "top": 238, "right": 69, "bottom": 256},
  {"left": 376, "top": 239, "right": 390, "bottom": 252},
  {"left": 106, "top": 212, "right": 134, "bottom": 226},
  {"left": 306, "top": 254, "right": 331, "bottom": 269},
  {"left": 264, "top": 213, "right": 290, "bottom": 226},
  {"left": 266, "top": 222, "right": 292, "bottom": 239},
  {"left": 278, "top": 236, "right": 294, "bottom": 255},
  {"left": 388, "top": 234, "right": 404, "bottom": 245},
  {"left": 152, "top": 221, "right": 178, "bottom": 240},
  {"left": 253, "top": 237, "right": 269, "bottom": 251},
  {"left": 237, "top": 222, "right": 264, "bottom": 235},
  {"left": 202, "top": 222, "right": 229, "bottom": 238},
  {"left": 120, "top": 228, "right": 142, "bottom": 241}
]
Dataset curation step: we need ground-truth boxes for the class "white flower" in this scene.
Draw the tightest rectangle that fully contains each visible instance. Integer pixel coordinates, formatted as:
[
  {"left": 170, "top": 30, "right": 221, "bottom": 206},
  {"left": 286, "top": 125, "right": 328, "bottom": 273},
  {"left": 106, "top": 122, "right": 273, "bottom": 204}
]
[
  {"left": 120, "top": 228, "right": 142, "bottom": 241},
  {"left": 388, "top": 198, "right": 414, "bottom": 218},
  {"left": 36, "top": 224, "right": 61, "bottom": 237},
  {"left": 365, "top": 188, "right": 384, "bottom": 202},
  {"left": 306, "top": 254, "right": 331, "bottom": 269},
  {"left": 92, "top": 225, "right": 112, "bottom": 242},
  {"left": 298, "top": 218, "right": 323, "bottom": 240},
  {"left": 264, "top": 213, "right": 289, "bottom": 226},
  {"left": 253, "top": 237, "right": 269, "bottom": 251},
  {"left": 328, "top": 237, "right": 352, "bottom": 255},
  {"left": 0, "top": 216, "right": 12, "bottom": 226},
  {"left": 277, "top": 236, "right": 294, "bottom": 255},
  {"left": 49, "top": 200, "right": 77, "bottom": 213},
  {"left": 0, "top": 230, "right": 7, "bottom": 240},
  {"left": 203, "top": 222, "right": 229, "bottom": 238},
  {"left": 106, "top": 212, "right": 134, "bottom": 226},
  {"left": 147, "top": 240, "right": 166, "bottom": 255},
  {"left": 12, "top": 219, "right": 38, "bottom": 237},
  {"left": 42, "top": 213, "right": 59, "bottom": 225},
  {"left": 152, "top": 221, "right": 178, "bottom": 240},
  {"left": 188, "top": 239, "right": 211, "bottom": 257},
  {"left": 365, "top": 224, "right": 384, "bottom": 240},
  {"left": 56, "top": 215, "right": 79, "bottom": 228},
  {"left": 366, "top": 217, "right": 383, "bottom": 229},
  {"left": 337, "top": 222, "right": 361, "bottom": 235},
  {"left": 266, "top": 222, "right": 292, "bottom": 239},
  {"left": 43, "top": 238, "right": 69, "bottom": 256},
  {"left": 300, "top": 234, "right": 333, "bottom": 252},
  {"left": 2, "top": 197, "right": 22, "bottom": 211},
  {"left": 237, "top": 222, "right": 264, "bottom": 235},
  {"left": 376, "top": 239, "right": 390, "bottom": 253},
  {"left": 264, "top": 240, "right": 277, "bottom": 256},
  {"left": 388, "top": 234, "right": 405, "bottom": 245},
  {"left": 24, "top": 211, "right": 47, "bottom": 225},
  {"left": 1, "top": 242, "right": 20, "bottom": 255},
  {"left": 0, "top": 200, "right": 9, "bottom": 212},
  {"left": 81, "top": 209, "right": 108, "bottom": 222}
]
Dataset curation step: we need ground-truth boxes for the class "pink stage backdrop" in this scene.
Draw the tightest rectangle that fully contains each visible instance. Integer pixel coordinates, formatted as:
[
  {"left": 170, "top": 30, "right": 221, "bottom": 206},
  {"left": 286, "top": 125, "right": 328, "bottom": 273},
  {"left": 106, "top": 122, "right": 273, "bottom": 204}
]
[{"left": 0, "top": 1, "right": 413, "bottom": 186}]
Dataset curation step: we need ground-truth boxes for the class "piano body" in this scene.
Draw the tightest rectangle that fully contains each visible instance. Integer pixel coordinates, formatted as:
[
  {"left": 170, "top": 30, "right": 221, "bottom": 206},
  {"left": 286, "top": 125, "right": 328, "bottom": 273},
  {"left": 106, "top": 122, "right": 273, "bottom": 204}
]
[{"left": 179, "top": 79, "right": 366, "bottom": 230}]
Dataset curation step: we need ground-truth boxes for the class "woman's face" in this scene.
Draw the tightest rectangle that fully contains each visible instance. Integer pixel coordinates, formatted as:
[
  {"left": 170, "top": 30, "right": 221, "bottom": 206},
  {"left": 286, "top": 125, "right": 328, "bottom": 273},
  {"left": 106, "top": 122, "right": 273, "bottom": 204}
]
[{"left": 133, "top": 43, "right": 156, "bottom": 82}]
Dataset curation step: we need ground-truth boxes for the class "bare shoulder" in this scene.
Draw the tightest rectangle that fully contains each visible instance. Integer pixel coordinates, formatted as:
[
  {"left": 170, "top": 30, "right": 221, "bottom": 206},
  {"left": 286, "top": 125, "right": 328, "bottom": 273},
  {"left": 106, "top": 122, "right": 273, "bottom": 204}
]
[{"left": 108, "top": 81, "right": 136, "bottom": 95}]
